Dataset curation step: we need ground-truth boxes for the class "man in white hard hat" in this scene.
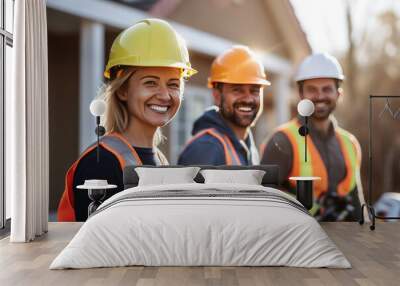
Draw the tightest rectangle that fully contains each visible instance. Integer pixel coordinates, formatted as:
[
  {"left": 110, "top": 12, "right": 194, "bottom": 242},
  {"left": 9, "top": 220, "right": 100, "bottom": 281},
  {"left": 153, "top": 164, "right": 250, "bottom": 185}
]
[{"left": 261, "top": 53, "right": 367, "bottom": 221}]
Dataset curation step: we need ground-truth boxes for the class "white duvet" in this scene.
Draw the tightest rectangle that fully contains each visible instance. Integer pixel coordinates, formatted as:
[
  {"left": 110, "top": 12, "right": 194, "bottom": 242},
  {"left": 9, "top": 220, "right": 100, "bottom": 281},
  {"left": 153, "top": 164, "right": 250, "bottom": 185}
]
[{"left": 50, "top": 183, "right": 351, "bottom": 269}]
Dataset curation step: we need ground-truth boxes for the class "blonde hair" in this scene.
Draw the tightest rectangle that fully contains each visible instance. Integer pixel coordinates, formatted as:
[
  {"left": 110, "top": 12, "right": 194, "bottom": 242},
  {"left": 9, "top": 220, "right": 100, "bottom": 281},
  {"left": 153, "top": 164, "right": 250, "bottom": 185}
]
[{"left": 98, "top": 69, "right": 166, "bottom": 146}]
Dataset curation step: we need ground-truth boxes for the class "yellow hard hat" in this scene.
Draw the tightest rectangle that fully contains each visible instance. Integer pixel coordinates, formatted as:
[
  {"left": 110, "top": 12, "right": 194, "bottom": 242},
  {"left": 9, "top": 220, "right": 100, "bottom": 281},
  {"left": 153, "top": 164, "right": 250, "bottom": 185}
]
[
  {"left": 104, "top": 18, "right": 197, "bottom": 79},
  {"left": 207, "top": 45, "right": 270, "bottom": 88}
]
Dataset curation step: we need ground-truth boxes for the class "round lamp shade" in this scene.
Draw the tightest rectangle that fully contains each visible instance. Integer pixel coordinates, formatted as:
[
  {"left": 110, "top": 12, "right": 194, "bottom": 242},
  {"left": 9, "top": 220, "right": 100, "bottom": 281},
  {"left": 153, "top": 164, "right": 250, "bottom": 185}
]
[
  {"left": 90, "top": 99, "right": 106, "bottom": 116},
  {"left": 297, "top": 99, "right": 315, "bottom": 117}
]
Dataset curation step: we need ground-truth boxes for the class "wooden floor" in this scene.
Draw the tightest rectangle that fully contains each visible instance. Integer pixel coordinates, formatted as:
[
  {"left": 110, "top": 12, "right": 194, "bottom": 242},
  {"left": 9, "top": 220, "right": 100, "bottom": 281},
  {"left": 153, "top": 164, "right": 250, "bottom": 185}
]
[{"left": 0, "top": 222, "right": 399, "bottom": 286}]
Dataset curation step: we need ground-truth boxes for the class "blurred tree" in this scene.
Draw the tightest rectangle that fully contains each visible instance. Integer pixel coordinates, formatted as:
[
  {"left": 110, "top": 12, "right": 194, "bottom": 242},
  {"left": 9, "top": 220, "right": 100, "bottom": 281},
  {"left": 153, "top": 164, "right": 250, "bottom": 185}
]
[{"left": 338, "top": 0, "right": 400, "bottom": 202}]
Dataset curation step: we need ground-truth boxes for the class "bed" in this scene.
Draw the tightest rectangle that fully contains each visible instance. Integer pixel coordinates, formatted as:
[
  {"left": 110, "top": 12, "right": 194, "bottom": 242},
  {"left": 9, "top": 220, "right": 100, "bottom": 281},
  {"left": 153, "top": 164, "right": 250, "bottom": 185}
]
[{"left": 50, "top": 165, "right": 350, "bottom": 269}]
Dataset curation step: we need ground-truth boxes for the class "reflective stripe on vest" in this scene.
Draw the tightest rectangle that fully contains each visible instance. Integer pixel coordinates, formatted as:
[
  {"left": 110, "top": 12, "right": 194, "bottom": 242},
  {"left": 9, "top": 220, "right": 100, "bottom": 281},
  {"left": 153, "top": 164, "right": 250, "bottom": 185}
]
[
  {"left": 185, "top": 128, "right": 242, "bottom": 165},
  {"left": 335, "top": 127, "right": 360, "bottom": 196},
  {"left": 278, "top": 119, "right": 360, "bottom": 199},
  {"left": 99, "top": 133, "right": 143, "bottom": 168},
  {"left": 57, "top": 133, "right": 142, "bottom": 222}
]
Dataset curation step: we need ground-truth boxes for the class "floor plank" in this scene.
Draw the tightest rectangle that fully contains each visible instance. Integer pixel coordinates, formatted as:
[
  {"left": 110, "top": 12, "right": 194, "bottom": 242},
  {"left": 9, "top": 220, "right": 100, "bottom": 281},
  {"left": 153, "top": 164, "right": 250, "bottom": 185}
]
[{"left": 0, "top": 222, "right": 399, "bottom": 286}]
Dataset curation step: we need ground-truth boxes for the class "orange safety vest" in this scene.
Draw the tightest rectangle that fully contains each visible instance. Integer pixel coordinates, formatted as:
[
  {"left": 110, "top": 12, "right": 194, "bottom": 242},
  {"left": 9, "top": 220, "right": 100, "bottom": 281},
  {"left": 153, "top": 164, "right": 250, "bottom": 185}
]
[
  {"left": 57, "top": 132, "right": 145, "bottom": 221},
  {"left": 278, "top": 119, "right": 361, "bottom": 200},
  {"left": 185, "top": 128, "right": 242, "bottom": 165}
]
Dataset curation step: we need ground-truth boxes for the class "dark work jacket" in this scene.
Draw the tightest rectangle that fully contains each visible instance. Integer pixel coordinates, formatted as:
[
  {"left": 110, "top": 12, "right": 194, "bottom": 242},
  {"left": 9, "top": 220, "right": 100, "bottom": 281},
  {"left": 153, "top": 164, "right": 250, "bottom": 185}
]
[
  {"left": 73, "top": 146, "right": 156, "bottom": 221},
  {"left": 178, "top": 107, "right": 259, "bottom": 166}
]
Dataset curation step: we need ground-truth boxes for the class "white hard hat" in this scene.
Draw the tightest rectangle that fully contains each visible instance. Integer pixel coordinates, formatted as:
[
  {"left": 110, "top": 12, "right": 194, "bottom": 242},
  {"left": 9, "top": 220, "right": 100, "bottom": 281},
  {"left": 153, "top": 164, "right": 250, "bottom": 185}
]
[{"left": 295, "top": 53, "right": 345, "bottom": 82}]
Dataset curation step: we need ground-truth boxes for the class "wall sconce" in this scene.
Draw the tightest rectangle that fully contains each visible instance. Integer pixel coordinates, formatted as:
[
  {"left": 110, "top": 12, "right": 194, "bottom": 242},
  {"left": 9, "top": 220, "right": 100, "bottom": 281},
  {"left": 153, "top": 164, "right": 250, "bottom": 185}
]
[
  {"left": 289, "top": 99, "right": 319, "bottom": 210},
  {"left": 89, "top": 99, "right": 106, "bottom": 163},
  {"left": 297, "top": 99, "right": 315, "bottom": 162}
]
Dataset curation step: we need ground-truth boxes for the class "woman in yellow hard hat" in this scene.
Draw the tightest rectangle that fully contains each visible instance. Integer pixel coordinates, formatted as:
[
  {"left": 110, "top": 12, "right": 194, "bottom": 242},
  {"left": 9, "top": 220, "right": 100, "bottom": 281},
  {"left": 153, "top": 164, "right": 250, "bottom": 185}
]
[{"left": 58, "top": 19, "right": 196, "bottom": 222}]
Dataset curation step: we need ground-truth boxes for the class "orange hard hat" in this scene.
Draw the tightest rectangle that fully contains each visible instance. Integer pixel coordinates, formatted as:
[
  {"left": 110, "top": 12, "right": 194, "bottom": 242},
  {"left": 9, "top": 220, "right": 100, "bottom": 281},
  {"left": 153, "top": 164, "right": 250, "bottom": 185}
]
[{"left": 207, "top": 45, "right": 271, "bottom": 88}]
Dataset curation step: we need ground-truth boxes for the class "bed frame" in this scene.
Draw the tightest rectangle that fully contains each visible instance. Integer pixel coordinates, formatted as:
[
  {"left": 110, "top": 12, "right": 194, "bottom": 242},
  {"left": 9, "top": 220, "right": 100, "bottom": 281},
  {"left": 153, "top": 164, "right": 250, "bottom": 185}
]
[{"left": 123, "top": 165, "right": 280, "bottom": 190}]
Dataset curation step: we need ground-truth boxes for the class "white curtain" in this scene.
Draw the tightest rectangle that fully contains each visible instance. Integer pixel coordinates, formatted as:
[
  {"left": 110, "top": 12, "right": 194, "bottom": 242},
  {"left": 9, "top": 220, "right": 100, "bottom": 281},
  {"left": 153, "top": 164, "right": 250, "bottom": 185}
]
[{"left": 8, "top": 0, "right": 49, "bottom": 242}]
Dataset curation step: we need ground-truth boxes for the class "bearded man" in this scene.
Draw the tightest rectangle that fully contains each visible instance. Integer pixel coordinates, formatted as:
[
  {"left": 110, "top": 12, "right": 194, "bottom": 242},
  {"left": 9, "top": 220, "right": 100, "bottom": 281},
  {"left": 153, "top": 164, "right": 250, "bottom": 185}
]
[
  {"left": 261, "top": 53, "right": 366, "bottom": 221},
  {"left": 178, "top": 46, "right": 270, "bottom": 165}
]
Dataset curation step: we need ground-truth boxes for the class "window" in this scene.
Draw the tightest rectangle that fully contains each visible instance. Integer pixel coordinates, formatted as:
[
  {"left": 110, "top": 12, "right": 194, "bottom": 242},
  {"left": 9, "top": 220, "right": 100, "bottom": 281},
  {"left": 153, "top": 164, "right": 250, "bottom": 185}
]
[
  {"left": 169, "top": 86, "right": 212, "bottom": 164},
  {"left": 5, "top": 0, "right": 13, "bottom": 33},
  {"left": 179, "top": 86, "right": 213, "bottom": 148},
  {"left": 1, "top": 0, "right": 14, "bottom": 231}
]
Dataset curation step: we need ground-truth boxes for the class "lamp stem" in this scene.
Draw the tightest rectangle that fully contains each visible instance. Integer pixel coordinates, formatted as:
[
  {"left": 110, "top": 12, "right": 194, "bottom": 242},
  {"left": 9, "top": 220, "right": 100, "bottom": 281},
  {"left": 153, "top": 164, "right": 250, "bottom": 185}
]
[
  {"left": 96, "top": 116, "right": 100, "bottom": 163},
  {"left": 305, "top": 116, "right": 308, "bottom": 162}
]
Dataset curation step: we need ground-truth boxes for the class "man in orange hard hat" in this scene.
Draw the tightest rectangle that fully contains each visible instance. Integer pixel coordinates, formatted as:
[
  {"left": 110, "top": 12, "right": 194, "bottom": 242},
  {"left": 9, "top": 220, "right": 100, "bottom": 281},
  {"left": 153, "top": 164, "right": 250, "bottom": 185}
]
[{"left": 178, "top": 45, "right": 270, "bottom": 165}]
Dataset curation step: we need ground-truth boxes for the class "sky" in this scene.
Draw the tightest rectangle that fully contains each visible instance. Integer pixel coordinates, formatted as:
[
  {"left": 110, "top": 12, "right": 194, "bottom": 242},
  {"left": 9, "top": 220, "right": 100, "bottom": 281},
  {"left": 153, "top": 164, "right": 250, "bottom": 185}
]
[{"left": 290, "top": 0, "right": 400, "bottom": 57}]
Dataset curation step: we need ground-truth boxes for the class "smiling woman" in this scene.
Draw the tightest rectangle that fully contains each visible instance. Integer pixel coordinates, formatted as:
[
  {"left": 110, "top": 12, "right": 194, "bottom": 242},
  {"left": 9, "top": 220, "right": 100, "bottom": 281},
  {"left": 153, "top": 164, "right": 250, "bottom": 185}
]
[
  {"left": 103, "top": 67, "right": 183, "bottom": 146},
  {"left": 57, "top": 18, "right": 196, "bottom": 222}
]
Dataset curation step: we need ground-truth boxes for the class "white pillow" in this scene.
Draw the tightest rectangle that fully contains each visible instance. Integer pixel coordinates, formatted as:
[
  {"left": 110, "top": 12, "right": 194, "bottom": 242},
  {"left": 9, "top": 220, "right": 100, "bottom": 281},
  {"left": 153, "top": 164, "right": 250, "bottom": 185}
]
[
  {"left": 135, "top": 167, "right": 200, "bottom": 186},
  {"left": 200, "top": 169, "right": 266, "bottom": 185}
]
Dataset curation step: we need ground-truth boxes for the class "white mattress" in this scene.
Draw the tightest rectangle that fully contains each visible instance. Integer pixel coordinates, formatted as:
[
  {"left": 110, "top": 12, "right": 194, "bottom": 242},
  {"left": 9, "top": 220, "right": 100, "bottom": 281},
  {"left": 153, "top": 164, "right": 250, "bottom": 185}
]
[{"left": 50, "top": 183, "right": 351, "bottom": 269}]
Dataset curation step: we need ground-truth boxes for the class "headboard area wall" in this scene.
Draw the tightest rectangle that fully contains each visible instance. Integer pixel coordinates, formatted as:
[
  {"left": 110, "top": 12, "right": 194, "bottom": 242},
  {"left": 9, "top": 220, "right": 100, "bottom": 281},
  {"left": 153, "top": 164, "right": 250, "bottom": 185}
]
[{"left": 123, "top": 165, "right": 280, "bottom": 189}]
